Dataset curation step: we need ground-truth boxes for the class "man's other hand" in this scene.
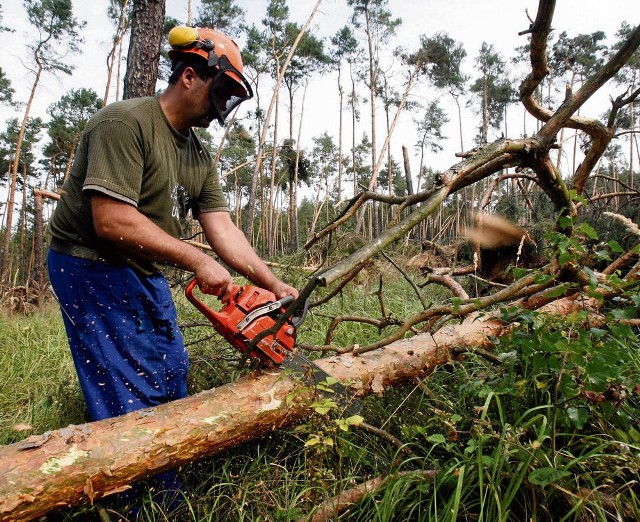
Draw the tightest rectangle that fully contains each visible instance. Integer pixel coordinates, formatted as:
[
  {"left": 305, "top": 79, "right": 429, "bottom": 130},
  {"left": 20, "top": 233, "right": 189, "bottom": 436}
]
[{"left": 270, "top": 280, "right": 299, "bottom": 300}]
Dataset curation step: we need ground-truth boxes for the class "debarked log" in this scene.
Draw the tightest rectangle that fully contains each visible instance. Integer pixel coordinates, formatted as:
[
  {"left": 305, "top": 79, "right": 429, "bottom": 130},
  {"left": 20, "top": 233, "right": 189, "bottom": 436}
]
[{"left": 0, "top": 294, "right": 599, "bottom": 521}]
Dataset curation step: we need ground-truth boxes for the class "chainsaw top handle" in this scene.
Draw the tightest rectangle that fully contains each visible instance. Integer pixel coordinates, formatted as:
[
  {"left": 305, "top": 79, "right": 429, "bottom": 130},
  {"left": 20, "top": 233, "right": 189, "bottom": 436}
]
[
  {"left": 184, "top": 278, "right": 242, "bottom": 308},
  {"left": 288, "top": 295, "right": 309, "bottom": 327},
  {"left": 184, "top": 278, "right": 242, "bottom": 328}
]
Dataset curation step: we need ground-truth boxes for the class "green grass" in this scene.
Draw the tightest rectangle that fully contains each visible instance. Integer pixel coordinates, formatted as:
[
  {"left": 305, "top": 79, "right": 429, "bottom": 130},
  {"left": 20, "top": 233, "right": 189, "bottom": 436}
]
[
  {"left": 0, "top": 304, "right": 86, "bottom": 445},
  {"left": 1, "top": 266, "right": 639, "bottom": 521}
]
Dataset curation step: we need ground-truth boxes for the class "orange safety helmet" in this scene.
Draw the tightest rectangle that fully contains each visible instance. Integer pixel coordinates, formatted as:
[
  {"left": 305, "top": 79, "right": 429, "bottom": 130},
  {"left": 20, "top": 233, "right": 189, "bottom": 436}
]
[{"left": 168, "top": 26, "right": 253, "bottom": 125}]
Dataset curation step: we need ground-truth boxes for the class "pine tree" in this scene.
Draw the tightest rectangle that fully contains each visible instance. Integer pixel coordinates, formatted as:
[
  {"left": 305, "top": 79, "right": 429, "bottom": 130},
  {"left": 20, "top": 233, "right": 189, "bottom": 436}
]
[{"left": 1, "top": 0, "right": 84, "bottom": 282}]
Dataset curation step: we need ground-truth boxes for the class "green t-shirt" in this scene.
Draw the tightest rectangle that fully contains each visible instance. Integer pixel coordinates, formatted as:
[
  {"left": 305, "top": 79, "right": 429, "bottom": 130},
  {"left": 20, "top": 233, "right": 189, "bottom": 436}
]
[{"left": 49, "top": 96, "right": 228, "bottom": 275}]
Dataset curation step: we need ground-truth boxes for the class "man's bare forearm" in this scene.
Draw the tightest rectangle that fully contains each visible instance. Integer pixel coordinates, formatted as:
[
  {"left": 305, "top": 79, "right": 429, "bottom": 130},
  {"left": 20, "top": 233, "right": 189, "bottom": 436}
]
[
  {"left": 91, "top": 195, "right": 234, "bottom": 297},
  {"left": 92, "top": 195, "right": 209, "bottom": 271},
  {"left": 198, "top": 211, "right": 298, "bottom": 298}
]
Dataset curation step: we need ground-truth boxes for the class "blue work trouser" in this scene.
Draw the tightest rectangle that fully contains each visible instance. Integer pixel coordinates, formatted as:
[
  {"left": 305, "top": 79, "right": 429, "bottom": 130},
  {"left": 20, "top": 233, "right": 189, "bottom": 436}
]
[{"left": 48, "top": 249, "right": 189, "bottom": 421}]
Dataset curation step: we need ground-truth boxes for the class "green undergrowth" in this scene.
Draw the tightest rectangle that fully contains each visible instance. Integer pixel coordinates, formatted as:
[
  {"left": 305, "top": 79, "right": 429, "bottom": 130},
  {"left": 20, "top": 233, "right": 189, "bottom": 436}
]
[
  {"left": 1, "top": 264, "right": 639, "bottom": 521},
  {"left": 0, "top": 305, "right": 86, "bottom": 445}
]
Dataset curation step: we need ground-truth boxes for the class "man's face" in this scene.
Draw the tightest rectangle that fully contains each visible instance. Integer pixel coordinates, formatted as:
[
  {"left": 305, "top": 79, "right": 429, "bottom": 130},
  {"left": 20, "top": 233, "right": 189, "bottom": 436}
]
[
  {"left": 184, "top": 67, "right": 248, "bottom": 129},
  {"left": 187, "top": 73, "right": 217, "bottom": 129}
]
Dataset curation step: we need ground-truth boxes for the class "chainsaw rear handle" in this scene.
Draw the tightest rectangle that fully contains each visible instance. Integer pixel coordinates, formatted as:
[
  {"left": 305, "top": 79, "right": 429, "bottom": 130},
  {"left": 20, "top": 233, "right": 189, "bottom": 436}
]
[{"left": 184, "top": 278, "right": 242, "bottom": 327}]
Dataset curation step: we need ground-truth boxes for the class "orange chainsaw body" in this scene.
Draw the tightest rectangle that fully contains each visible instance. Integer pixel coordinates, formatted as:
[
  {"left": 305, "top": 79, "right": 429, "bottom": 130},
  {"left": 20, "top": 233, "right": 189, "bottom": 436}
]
[{"left": 185, "top": 279, "right": 296, "bottom": 366}]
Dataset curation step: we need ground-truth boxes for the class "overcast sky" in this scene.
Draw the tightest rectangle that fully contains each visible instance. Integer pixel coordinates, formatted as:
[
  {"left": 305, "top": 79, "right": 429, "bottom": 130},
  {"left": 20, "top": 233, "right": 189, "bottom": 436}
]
[{"left": 0, "top": 0, "right": 637, "bottom": 174}]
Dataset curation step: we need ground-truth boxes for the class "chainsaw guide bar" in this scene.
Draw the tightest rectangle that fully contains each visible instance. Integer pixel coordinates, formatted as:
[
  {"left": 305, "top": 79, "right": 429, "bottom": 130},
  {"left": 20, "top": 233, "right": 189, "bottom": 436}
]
[{"left": 281, "top": 351, "right": 362, "bottom": 414}]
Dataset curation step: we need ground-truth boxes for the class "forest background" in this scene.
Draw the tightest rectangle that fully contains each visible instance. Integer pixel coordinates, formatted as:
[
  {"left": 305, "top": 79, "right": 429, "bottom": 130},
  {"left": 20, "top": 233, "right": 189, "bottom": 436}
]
[
  {"left": 0, "top": 0, "right": 640, "bottom": 520},
  {"left": 0, "top": 0, "right": 638, "bottom": 280}
]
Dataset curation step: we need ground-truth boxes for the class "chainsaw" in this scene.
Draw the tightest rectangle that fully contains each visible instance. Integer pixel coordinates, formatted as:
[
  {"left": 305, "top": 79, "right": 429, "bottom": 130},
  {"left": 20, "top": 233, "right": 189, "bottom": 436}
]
[
  {"left": 185, "top": 279, "right": 361, "bottom": 412},
  {"left": 185, "top": 278, "right": 303, "bottom": 367}
]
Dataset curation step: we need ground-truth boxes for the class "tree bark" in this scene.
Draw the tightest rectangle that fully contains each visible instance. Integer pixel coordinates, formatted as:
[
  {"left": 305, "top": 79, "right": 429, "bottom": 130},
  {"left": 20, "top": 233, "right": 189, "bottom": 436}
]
[
  {"left": 0, "top": 293, "right": 598, "bottom": 521},
  {"left": 402, "top": 145, "right": 414, "bottom": 196},
  {"left": 123, "top": 0, "right": 165, "bottom": 100}
]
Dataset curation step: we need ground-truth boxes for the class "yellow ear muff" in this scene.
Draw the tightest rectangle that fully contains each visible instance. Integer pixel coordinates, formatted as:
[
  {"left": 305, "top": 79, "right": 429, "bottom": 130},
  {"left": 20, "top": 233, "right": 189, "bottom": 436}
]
[{"left": 168, "top": 26, "right": 200, "bottom": 49}]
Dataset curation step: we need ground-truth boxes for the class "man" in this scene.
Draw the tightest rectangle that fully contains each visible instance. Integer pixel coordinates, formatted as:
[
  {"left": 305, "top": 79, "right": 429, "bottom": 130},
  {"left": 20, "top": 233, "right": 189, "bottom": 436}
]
[{"left": 48, "top": 26, "right": 298, "bottom": 422}]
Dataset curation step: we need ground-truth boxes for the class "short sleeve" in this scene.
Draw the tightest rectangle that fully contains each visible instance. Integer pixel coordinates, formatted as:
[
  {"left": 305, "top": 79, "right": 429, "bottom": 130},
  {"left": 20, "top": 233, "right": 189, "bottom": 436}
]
[
  {"left": 192, "top": 167, "right": 229, "bottom": 215},
  {"left": 82, "top": 120, "right": 145, "bottom": 206}
]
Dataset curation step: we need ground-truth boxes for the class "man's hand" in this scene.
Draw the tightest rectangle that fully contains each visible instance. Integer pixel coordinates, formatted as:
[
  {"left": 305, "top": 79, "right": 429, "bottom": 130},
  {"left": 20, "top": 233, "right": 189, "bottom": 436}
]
[
  {"left": 269, "top": 280, "right": 299, "bottom": 300},
  {"left": 194, "top": 258, "right": 234, "bottom": 302},
  {"left": 199, "top": 212, "right": 299, "bottom": 302}
]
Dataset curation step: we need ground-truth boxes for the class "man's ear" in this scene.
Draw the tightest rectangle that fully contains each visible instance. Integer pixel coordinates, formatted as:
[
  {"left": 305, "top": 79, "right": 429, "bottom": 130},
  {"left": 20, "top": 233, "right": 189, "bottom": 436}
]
[{"left": 181, "top": 66, "right": 198, "bottom": 87}]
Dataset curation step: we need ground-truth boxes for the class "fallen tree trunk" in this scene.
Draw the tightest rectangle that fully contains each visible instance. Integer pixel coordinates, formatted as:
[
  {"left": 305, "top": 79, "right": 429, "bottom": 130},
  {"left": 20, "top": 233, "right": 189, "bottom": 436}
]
[{"left": 0, "top": 294, "right": 598, "bottom": 521}]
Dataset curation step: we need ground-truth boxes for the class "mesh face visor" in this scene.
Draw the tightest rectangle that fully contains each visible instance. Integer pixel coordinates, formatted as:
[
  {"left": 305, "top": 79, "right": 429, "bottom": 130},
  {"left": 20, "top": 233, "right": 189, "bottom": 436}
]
[{"left": 208, "top": 55, "right": 254, "bottom": 125}]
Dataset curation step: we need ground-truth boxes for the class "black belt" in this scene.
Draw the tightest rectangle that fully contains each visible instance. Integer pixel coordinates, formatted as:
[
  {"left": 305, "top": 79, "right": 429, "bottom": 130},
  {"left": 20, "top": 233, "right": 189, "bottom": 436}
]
[{"left": 49, "top": 238, "right": 114, "bottom": 265}]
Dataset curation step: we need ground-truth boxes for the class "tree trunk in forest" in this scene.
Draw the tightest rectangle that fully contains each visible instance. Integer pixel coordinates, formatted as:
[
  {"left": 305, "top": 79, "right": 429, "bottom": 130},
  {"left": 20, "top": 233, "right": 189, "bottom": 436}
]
[
  {"left": 267, "top": 86, "right": 280, "bottom": 256},
  {"left": 0, "top": 293, "right": 599, "bottom": 521},
  {"left": 291, "top": 80, "right": 309, "bottom": 253},
  {"left": 356, "top": 64, "right": 420, "bottom": 234},
  {"left": 246, "top": 0, "right": 323, "bottom": 242},
  {"left": 123, "top": 0, "right": 165, "bottom": 99},
  {"left": 32, "top": 191, "right": 45, "bottom": 290},
  {"left": 19, "top": 163, "right": 27, "bottom": 282},
  {"left": 116, "top": 36, "right": 125, "bottom": 102},
  {"left": 0, "top": 65, "right": 42, "bottom": 283},
  {"left": 337, "top": 67, "right": 344, "bottom": 206},
  {"left": 482, "top": 75, "right": 489, "bottom": 143},
  {"left": 354, "top": 7, "right": 378, "bottom": 237},
  {"left": 365, "top": 11, "right": 377, "bottom": 193},
  {"left": 402, "top": 145, "right": 414, "bottom": 196},
  {"left": 454, "top": 94, "right": 465, "bottom": 153},
  {"left": 103, "top": 0, "right": 131, "bottom": 106},
  {"left": 629, "top": 100, "right": 635, "bottom": 188},
  {"left": 61, "top": 136, "right": 79, "bottom": 184},
  {"left": 350, "top": 67, "right": 358, "bottom": 201}
]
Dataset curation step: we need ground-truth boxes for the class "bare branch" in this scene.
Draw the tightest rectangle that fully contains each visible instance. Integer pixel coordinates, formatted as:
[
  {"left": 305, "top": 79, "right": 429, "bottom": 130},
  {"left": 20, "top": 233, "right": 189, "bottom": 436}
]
[
  {"left": 355, "top": 422, "right": 418, "bottom": 461},
  {"left": 310, "top": 261, "right": 369, "bottom": 307},
  {"left": 422, "top": 274, "right": 470, "bottom": 300},
  {"left": 575, "top": 192, "right": 640, "bottom": 210},
  {"left": 479, "top": 173, "right": 537, "bottom": 210},
  {"left": 320, "top": 315, "right": 401, "bottom": 346},
  {"left": 591, "top": 175, "right": 640, "bottom": 194},
  {"left": 607, "top": 85, "right": 640, "bottom": 128},
  {"left": 603, "top": 250, "right": 639, "bottom": 276},
  {"left": 518, "top": 0, "right": 555, "bottom": 106},
  {"left": 380, "top": 251, "right": 428, "bottom": 309},
  {"left": 351, "top": 270, "right": 544, "bottom": 356},
  {"left": 314, "top": 185, "right": 449, "bottom": 287},
  {"left": 300, "top": 471, "right": 436, "bottom": 522},
  {"left": 519, "top": 4, "right": 640, "bottom": 194},
  {"left": 538, "top": 25, "right": 640, "bottom": 140},
  {"left": 431, "top": 265, "right": 476, "bottom": 276}
]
